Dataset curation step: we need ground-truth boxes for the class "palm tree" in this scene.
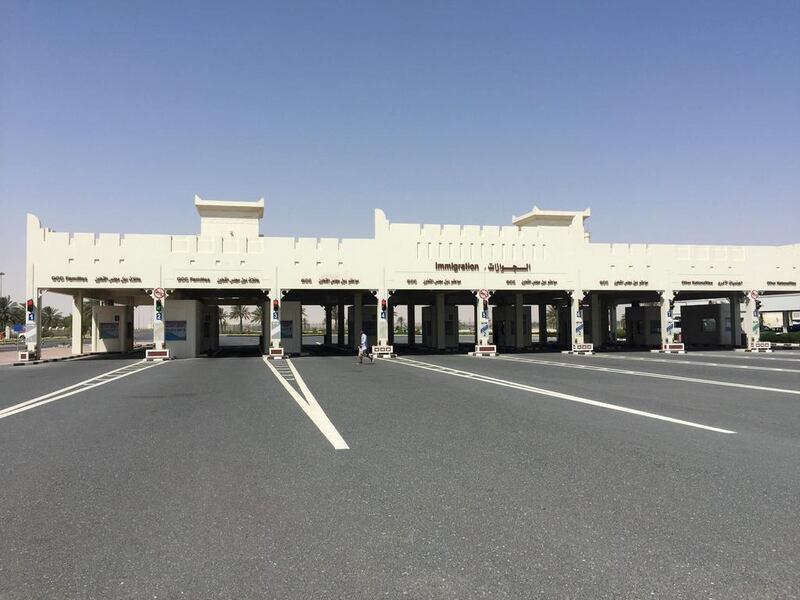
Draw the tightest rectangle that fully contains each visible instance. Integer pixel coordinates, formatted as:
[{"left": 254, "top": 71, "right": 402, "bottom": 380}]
[
  {"left": 395, "top": 315, "right": 405, "bottom": 334},
  {"left": 251, "top": 305, "right": 264, "bottom": 326},
  {"left": 228, "top": 305, "right": 251, "bottom": 333},
  {"left": 40, "top": 306, "right": 63, "bottom": 335},
  {"left": 218, "top": 308, "right": 229, "bottom": 334},
  {"left": 81, "top": 299, "right": 98, "bottom": 336},
  {"left": 0, "top": 296, "right": 23, "bottom": 332},
  {"left": 546, "top": 306, "right": 558, "bottom": 331}
]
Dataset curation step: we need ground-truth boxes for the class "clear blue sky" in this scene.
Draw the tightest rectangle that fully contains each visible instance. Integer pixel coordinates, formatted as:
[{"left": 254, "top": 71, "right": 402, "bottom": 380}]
[{"left": 1, "top": 0, "right": 798, "bottom": 306}]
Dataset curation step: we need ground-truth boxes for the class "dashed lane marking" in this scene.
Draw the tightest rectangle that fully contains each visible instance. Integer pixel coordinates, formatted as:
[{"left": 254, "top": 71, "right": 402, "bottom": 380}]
[
  {"left": 263, "top": 357, "right": 349, "bottom": 450},
  {"left": 389, "top": 357, "right": 736, "bottom": 434},
  {"left": 0, "top": 360, "right": 167, "bottom": 421},
  {"left": 496, "top": 355, "right": 800, "bottom": 396}
]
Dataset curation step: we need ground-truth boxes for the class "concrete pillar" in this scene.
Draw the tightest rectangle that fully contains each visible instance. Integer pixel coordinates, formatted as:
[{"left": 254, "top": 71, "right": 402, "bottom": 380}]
[
  {"left": 474, "top": 302, "right": 479, "bottom": 345},
  {"left": 261, "top": 300, "right": 269, "bottom": 353},
  {"left": 91, "top": 302, "right": 99, "bottom": 353},
  {"left": 782, "top": 311, "right": 791, "bottom": 333},
  {"left": 119, "top": 305, "right": 129, "bottom": 352},
  {"left": 728, "top": 294, "right": 743, "bottom": 347},
  {"left": 609, "top": 303, "right": 617, "bottom": 342},
  {"left": 476, "top": 292, "right": 490, "bottom": 346},
  {"left": 408, "top": 304, "right": 416, "bottom": 346},
  {"left": 377, "top": 290, "right": 389, "bottom": 345},
  {"left": 659, "top": 291, "right": 674, "bottom": 349},
  {"left": 570, "top": 291, "right": 584, "bottom": 346},
  {"left": 435, "top": 292, "right": 446, "bottom": 350},
  {"left": 590, "top": 292, "right": 602, "bottom": 347},
  {"left": 353, "top": 292, "right": 363, "bottom": 348},
  {"left": 152, "top": 297, "right": 166, "bottom": 350},
  {"left": 71, "top": 293, "right": 84, "bottom": 355},
  {"left": 337, "top": 302, "right": 345, "bottom": 345},
  {"left": 324, "top": 305, "right": 332, "bottom": 345},
  {"left": 743, "top": 293, "right": 760, "bottom": 348},
  {"left": 538, "top": 304, "right": 547, "bottom": 344},
  {"left": 514, "top": 293, "right": 525, "bottom": 350},
  {"left": 388, "top": 303, "right": 395, "bottom": 345},
  {"left": 269, "top": 293, "right": 282, "bottom": 349}
]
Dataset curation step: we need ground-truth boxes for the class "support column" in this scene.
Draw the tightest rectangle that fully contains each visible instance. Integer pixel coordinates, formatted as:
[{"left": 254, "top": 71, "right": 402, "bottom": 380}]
[
  {"left": 729, "top": 293, "right": 742, "bottom": 347},
  {"left": 782, "top": 311, "right": 791, "bottom": 333},
  {"left": 353, "top": 292, "right": 363, "bottom": 348},
  {"left": 514, "top": 292, "right": 525, "bottom": 350},
  {"left": 153, "top": 297, "right": 165, "bottom": 350},
  {"left": 408, "top": 304, "right": 415, "bottom": 346},
  {"left": 470, "top": 291, "right": 496, "bottom": 356},
  {"left": 270, "top": 293, "right": 282, "bottom": 349},
  {"left": 538, "top": 304, "right": 547, "bottom": 344},
  {"left": 388, "top": 304, "right": 395, "bottom": 345},
  {"left": 743, "top": 293, "right": 760, "bottom": 349},
  {"left": 324, "top": 305, "right": 332, "bottom": 345},
  {"left": 435, "top": 292, "right": 446, "bottom": 350},
  {"left": 377, "top": 290, "right": 389, "bottom": 346},
  {"left": 659, "top": 291, "right": 674, "bottom": 349},
  {"left": 71, "top": 293, "right": 84, "bottom": 355},
  {"left": 590, "top": 292, "right": 602, "bottom": 347},
  {"left": 474, "top": 302, "right": 479, "bottom": 345},
  {"left": 337, "top": 302, "right": 345, "bottom": 345},
  {"left": 570, "top": 290, "right": 584, "bottom": 346},
  {"left": 261, "top": 299, "right": 269, "bottom": 353},
  {"left": 609, "top": 303, "right": 617, "bottom": 342},
  {"left": 91, "top": 302, "right": 100, "bottom": 353}
]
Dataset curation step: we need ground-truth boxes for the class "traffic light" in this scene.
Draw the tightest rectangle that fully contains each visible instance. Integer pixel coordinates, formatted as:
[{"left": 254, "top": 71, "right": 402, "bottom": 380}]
[
  {"left": 155, "top": 299, "right": 163, "bottom": 313},
  {"left": 380, "top": 299, "right": 387, "bottom": 312},
  {"left": 755, "top": 300, "right": 762, "bottom": 311},
  {"left": 482, "top": 300, "right": 488, "bottom": 312},
  {"left": 272, "top": 299, "right": 279, "bottom": 311},
  {"left": 26, "top": 299, "right": 34, "bottom": 314}
]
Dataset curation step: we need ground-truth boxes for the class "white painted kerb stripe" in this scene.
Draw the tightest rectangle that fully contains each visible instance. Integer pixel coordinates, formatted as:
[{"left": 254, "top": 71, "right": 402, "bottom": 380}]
[
  {"left": 390, "top": 357, "right": 736, "bottom": 434},
  {"left": 0, "top": 360, "right": 166, "bottom": 420},
  {"left": 263, "top": 357, "right": 349, "bottom": 450}
]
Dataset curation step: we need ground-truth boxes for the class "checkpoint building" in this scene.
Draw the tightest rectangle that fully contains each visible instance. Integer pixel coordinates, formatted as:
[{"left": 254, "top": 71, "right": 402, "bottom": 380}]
[{"left": 22, "top": 196, "right": 800, "bottom": 360}]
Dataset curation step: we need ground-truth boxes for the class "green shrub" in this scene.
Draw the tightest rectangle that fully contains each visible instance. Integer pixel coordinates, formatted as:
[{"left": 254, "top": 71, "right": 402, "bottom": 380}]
[{"left": 761, "top": 332, "right": 800, "bottom": 343}]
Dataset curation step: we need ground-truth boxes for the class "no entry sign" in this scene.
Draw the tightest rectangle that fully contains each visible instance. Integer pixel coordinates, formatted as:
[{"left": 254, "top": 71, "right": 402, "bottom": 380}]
[
  {"left": 478, "top": 289, "right": 489, "bottom": 301},
  {"left": 153, "top": 287, "right": 166, "bottom": 299}
]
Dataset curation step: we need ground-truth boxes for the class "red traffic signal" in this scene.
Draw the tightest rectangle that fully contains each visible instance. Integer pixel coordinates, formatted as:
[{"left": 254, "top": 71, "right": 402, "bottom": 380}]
[
  {"left": 380, "top": 299, "right": 387, "bottom": 311},
  {"left": 26, "top": 299, "right": 34, "bottom": 313},
  {"left": 272, "top": 299, "right": 279, "bottom": 311}
]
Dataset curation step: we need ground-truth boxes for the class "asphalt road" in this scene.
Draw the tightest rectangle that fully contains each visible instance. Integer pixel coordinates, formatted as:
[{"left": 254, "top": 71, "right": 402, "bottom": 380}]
[{"left": 1, "top": 349, "right": 798, "bottom": 599}]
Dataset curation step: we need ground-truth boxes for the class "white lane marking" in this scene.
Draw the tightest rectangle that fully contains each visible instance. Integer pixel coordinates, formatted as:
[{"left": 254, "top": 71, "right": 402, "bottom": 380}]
[
  {"left": 0, "top": 360, "right": 166, "bottom": 421},
  {"left": 263, "top": 357, "right": 349, "bottom": 450},
  {"left": 690, "top": 352, "right": 800, "bottom": 363},
  {"left": 390, "top": 357, "right": 735, "bottom": 434},
  {"left": 581, "top": 353, "right": 798, "bottom": 373},
  {"left": 498, "top": 355, "right": 800, "bottom": 396}
]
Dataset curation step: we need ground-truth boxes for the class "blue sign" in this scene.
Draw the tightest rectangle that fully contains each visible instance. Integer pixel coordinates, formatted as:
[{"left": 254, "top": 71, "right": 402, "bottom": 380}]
[
  {"left": 27, "top": 313, "right": 35, "bottom": 322},
  {"left": 12, "top": 324, "right": 24, "bottom": 334},
  {"left": 155, "top": 313, "right": 163, "bottom": 321}
]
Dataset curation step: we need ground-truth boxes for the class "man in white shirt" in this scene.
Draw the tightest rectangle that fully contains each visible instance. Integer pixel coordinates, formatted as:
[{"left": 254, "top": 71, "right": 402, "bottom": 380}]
[{"left": 358, "top": 329, "right": 373, "bottom": 364}]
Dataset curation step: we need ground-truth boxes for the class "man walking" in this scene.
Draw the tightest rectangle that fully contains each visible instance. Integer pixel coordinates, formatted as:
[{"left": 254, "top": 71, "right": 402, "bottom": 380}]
[{"left": 357, "top": 328, "right": 373, "bottom": 364}]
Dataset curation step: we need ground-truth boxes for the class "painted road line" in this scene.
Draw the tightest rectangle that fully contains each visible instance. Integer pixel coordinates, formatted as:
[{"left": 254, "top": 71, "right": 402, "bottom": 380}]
[
  {"left": 498, "top": 356, "right": 800, "bottom": 396},
  {"left": 690, "top": 352, "right": 800, "bottom": 363},
  {"left": 0, "top": 360, "right": 155, "bottom": 417},
  {"left": 390, "top": 357, "right": 735, "bottom": 434},
  {"left": 263, "top": 357, "right": 349, "bottom": 450},
  {"left": 0, "top": 360, "right": 166, "bottom": 421},
  {"left": 584, "top": 353, "right": 799, "bottom": 373}
]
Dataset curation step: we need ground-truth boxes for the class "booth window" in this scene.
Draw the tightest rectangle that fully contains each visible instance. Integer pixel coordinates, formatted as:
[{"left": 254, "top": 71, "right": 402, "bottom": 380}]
[{"left": 702, "top": 318, "right": 717, "bottom": 333}]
